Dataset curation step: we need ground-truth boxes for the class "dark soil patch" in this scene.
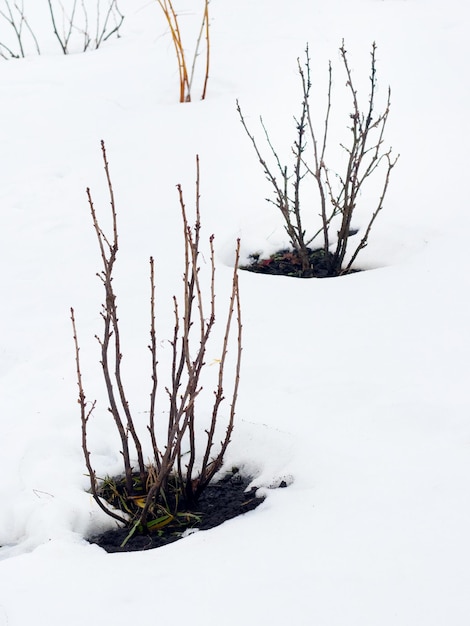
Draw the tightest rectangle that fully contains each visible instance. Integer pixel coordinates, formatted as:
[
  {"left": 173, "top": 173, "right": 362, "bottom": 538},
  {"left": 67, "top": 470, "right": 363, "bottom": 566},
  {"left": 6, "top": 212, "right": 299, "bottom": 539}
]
[
  {"left": 241, "top": 245, "right": 360, "bottom": 278},
  {"left": 89, "top": 472, "right": 265, "bottom": 553}
]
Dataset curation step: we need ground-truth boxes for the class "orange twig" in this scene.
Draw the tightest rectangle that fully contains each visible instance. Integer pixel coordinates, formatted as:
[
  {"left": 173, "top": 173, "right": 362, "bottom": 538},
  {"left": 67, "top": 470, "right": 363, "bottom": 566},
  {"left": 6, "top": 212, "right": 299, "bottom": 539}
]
[{"left": 157, "top": 0, "right": 210, "bottom": 103}]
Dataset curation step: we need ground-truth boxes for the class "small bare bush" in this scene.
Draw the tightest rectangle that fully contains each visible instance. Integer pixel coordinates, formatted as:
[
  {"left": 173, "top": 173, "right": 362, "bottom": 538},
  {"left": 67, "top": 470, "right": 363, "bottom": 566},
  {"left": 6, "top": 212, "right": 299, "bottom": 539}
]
[
  {"left": 238, "top": 41, "right": 399, "bottom": 277},
  {"left": 157, "top": 0, "right": 210, "bottom": 102},
  {"left": 0, "top": 1, "right": 40, "bottom": 58},
  {"left": 71, "top": 142, "right": 242, "bottom": 541},
  {"left": 0, "top": 0, "right": 123, "bottom": 58},
  {"left": 47, "top": 0, "right": 124, "bottom": 54}
]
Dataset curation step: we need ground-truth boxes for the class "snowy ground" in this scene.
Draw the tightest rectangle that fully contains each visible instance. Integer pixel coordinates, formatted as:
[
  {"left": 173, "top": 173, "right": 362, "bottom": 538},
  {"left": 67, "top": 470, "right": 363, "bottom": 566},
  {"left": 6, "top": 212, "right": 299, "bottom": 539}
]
[{"left": 1, "top": 0, "right": 469, "bottom": 624}]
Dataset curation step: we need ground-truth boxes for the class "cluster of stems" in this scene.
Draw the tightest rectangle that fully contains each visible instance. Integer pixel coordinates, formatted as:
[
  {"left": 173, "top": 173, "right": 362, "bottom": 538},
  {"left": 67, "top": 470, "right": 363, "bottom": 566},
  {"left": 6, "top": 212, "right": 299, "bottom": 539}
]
[
  {"left": 72, "top": 142, "right": 242, "bottom": 532},
  {"left": 0, "top": 0, "right": 123, "bottom": 58},
  {"left": 237, "top": 41, "right": 399, "bottom": 277},
  {"left": 157, "top": 0, "right": 210, "bottom": 102}
]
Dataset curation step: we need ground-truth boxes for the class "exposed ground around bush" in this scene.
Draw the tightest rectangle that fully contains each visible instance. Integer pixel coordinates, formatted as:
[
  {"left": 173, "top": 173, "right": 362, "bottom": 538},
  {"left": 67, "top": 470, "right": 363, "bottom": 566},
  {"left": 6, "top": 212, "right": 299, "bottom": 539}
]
[{"left": 91, "top": 473, "right": 264, "bottom": 553}]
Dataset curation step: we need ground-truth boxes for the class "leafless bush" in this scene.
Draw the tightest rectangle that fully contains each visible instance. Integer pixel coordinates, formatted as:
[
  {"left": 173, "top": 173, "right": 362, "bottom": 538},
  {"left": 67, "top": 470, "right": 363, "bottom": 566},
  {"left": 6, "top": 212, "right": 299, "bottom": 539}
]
[
  {"left": 157, "top": 0, "right": 210, "bottom": 102},
  {"left": 0, "top": 1, "right": 40, "bottom": 58},
  {"left": 71, "top": 142, "right": 242, "bottom": 539},
  {"left": 237, "top": 41, "right": 399, "bottom": 277},
  {"left": 47, "top": 0, "right": 124, "bottom": 54},
  {"left": 0, "top": 0, "right": 123, "bottom": 58}
]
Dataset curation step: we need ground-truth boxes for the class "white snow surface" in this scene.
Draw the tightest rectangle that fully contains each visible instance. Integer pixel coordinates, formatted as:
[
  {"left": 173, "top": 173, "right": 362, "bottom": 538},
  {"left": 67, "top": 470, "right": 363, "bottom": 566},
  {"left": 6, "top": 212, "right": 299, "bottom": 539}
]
[{"left": 1, "top": 0, "right": 470, "bottom": 624}]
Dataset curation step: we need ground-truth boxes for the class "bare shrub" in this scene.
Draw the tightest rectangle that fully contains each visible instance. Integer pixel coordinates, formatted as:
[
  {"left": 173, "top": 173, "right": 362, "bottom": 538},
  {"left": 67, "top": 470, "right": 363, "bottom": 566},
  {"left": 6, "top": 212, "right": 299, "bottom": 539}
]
[
  {"left": 0, "top": 1, "right": 40, "bottom": 58},
  {"left": 47, "top": 0, "right": 124, "bottom": 54},
  {"left": 0, "top": 0, "right": 124, "bottom": 58},
  {"left": 157, "top": 0, "right": 210, "bottom": 102},
  {"left": 72, "top": 142, "right": 242, "bottom": 541},
  {"left": 237, "top": 41, "right": 399, "bottom": 277}
]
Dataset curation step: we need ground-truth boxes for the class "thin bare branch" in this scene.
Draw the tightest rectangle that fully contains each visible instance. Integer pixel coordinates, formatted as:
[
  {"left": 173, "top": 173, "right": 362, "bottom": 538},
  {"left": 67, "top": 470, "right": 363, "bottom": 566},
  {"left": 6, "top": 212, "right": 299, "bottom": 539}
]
[
  {"left": 71, "top": 307, "right": 127, "bottom": 525},
  {"left": 195, "top": 238, "right": 242, "bottom": 496},
  {"left": 147, "top": 256, "right": 161, "bottom": 469},
  {"left": 201, "top": 0, "right": 210, "bottom": 100}
]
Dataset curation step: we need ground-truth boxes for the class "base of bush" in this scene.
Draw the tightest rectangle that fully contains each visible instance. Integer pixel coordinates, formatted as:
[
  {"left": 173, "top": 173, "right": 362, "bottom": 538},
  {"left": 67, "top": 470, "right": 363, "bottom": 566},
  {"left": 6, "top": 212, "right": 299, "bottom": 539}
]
[
  {"left": 89, "top": 470, "right": 265, "bottom": 553},
  {"left": 242, "top": 247, "right": 360, "bottom": 278}
]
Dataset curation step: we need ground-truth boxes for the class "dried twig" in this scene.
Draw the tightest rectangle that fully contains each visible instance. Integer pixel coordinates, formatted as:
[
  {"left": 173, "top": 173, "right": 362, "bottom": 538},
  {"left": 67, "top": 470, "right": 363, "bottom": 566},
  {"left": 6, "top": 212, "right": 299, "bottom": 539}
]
[
  {"left": 71, "top": 307, "right": 128, "bottom": 525},
  {"left": 86, "top": 141, "right": 146, "bottom": 493},
  {"left": 47, "top": 0, "right": 77, "bottom": 54}
]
